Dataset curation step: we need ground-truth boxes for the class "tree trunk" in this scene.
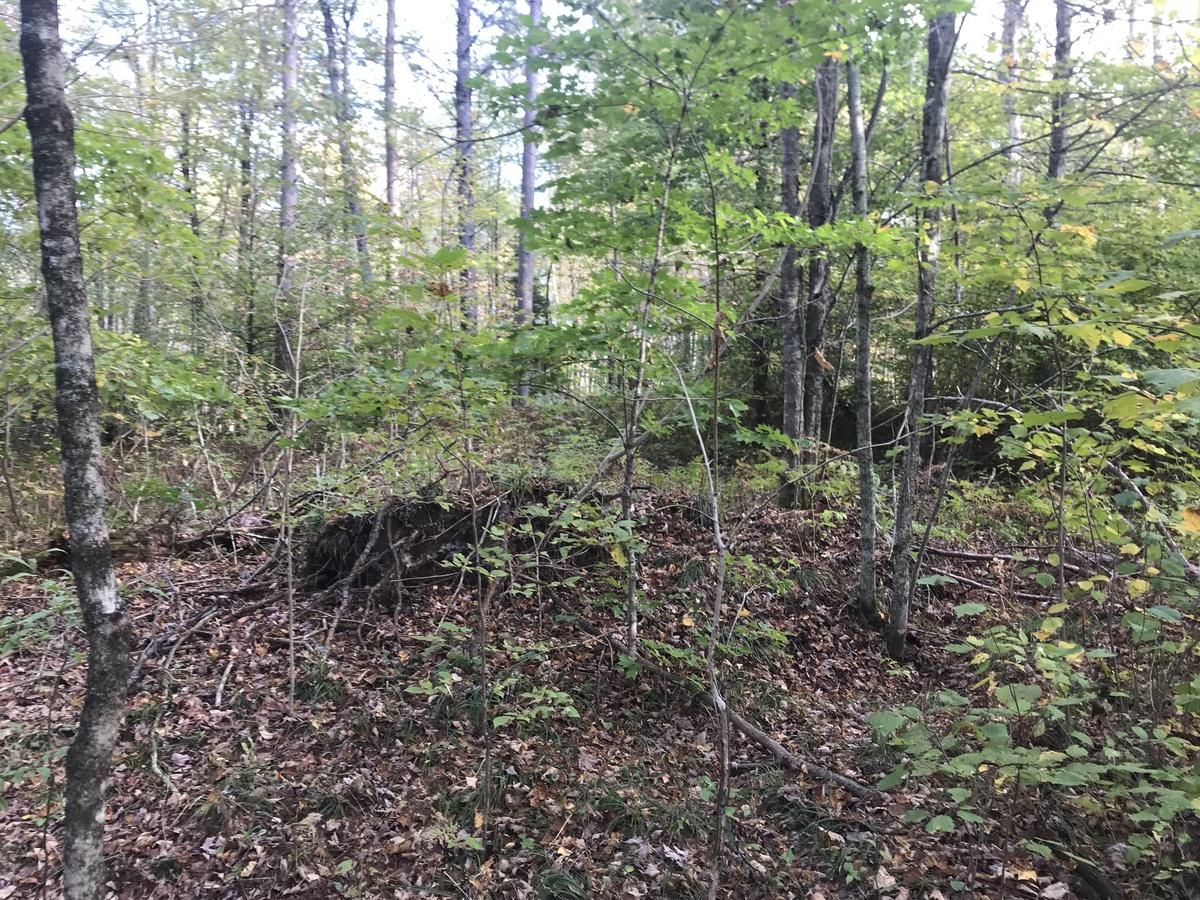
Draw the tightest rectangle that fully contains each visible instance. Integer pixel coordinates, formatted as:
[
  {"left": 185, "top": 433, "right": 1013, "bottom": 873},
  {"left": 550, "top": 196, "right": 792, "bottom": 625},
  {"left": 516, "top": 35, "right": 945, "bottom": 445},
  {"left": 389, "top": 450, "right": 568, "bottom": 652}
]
[
  {"left": 384, "top": 0, "right": 399, "bottom": 228},
  {"left": 179, "top": 104, "right": 203, "bottom": 350},
  {"left": 275, "top": 0, "right": 299, "bottom": 376},
  {"left": 455, "top": 0, "right": 477, "bottom": 325},
  {"left": 888, "top": 12, "right": 957, "bottom": 661},
  {"left": 237, "top": 79, "right": 257, "bottom": 359},
  {"left": 778, "top": 79, "right": 804, "bottom": 508},
  {"left": 318, "top": 0, "right": 372, "bottom": 286},
  {"left": 19, "top": 2, "right": 133, "bottom": 897},
  {"left": 802, "top": 58, "right": 840, "bottom": 439},
  {"left": 847, "top": 61, "right": 878, "bottom": 625},
  {"left": 1048, "top": 0, "right": 1072, "bottom": 181},
  {"left": 1001, "top": 0, "right": 1024, "bottom": 185},
  {"left": 516, "top": 0, "right": 543, "bottom": 397}
]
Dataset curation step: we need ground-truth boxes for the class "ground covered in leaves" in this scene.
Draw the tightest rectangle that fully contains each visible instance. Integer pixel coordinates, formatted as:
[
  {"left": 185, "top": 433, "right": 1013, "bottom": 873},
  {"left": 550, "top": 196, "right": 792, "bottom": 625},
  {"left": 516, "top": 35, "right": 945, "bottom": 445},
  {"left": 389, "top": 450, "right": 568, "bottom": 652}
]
[{"left": 0, "top": 486, "right": 1166, "bottom": 899}]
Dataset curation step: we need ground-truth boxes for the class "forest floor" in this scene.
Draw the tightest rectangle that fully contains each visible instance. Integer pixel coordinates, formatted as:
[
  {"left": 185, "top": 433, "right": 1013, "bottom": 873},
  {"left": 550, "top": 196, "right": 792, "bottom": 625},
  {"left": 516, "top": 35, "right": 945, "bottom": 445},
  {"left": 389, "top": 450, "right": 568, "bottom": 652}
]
[{"left": 0, "top": 484, "right": 1127, "bottom": 899}]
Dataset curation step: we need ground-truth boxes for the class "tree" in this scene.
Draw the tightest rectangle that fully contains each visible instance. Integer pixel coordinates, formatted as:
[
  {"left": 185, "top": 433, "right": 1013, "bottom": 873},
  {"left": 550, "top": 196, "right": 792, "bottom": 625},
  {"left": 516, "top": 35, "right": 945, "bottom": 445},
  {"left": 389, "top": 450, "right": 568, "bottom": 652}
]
[
  {"left": 847, "top": 59, "right": 878, "bottom": 624},
  {"left": 275, "top": 0, "right": 300, "bottom": 376},
  {"left": 19, "top": 1, "right": 133, "bottom": 896},
  {"left": 515, "top": 0, "right": 542, "bottom": 331},
  {"left": 318, "top": 0, "right": 371, "bottom": 284},
  {"left": 384, "top": 0, "right": 399, "bottom": 232},
  {"left": 1048, "top": 0, "right": 1072, "bottom": 183},
  {"left": 456, "top": 0, "right": 478, "bottom": 325},
  {"left": 1000, "top": 0, "right": 1024, "bottom": 184},
  {"left": 778, "top": 74, "right": 804, "bottom": 508},
  {"left": 888, "top": 11, "right": 957, "bottom": 662},
  {"left": 802, "top": 57, "right": 840, "bottom": 438}
]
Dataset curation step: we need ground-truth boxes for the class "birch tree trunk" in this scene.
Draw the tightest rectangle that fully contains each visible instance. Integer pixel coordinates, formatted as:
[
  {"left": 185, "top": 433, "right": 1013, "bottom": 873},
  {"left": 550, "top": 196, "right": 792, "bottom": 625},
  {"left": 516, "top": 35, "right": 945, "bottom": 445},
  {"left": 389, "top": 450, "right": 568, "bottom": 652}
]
[
  {"left": 19, "top": 2, "right": 133, "bottom": 896},
  {"left": 274, "top": 0, "right": 299, "bottom": 375},
  {"left": 384, "top": 0, "right": 399, "bottom": 229},
  {"left": 778, "top": 78, "right": 804, "bottom": 509},
  {"left": 888, "top": 12, "right": 957, "bottom": 661},
  {"left": 456, "top": 0, "right": 478, "bottom": 325},
  {"left": 847, "top": 61, "right": 878, "bottom": 624},
  {"left": 802, "top": 58, "right": 840, "bottom": 439},
  {"left": 1048, "top": 0, "right": 1072, "bottom": 181},
  {"left": 1001, "top": 0, "right": 1024, "bottom": 185}
]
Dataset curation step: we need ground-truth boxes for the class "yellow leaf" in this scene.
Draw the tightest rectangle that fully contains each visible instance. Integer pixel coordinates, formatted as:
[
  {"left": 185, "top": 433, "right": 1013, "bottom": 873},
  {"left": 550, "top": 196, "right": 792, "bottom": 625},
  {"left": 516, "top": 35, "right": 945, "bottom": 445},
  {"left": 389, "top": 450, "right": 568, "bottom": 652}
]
[
  {"left": 1111, "top": 329, "right": 1134, "bottom": 347},
  {"left": 623, "top": 103, "right": 640, "bottom": 114},
  {"left": 475, "top": 810, "right": 484, "bottom": 829},
  {"left": 682, "top": 616, "right": 696, "bottom": 627},
  {"left": 1119, "top": 543, "right": 1140, "bottom": 556},
  {"left": 611, "top": 545, "right": 627, "bottom": 568},
  {"left": 1128, "top": 579, "right": 1149, "bottom": 597},
  {"left": 823, "top": 50, "right": 843, "bottom": 61},
  {"left": 973, "top": 424, "right": 993, "bottom": 437},
  {"left": 738, "top": 608, "right": 750, "bottom": 617},
  {"left": 1014, "top": 278, "right": 1031, "bottom": 293},
  {"left": 1179, "top": 507, "right": 1200, "bottom": 534}
]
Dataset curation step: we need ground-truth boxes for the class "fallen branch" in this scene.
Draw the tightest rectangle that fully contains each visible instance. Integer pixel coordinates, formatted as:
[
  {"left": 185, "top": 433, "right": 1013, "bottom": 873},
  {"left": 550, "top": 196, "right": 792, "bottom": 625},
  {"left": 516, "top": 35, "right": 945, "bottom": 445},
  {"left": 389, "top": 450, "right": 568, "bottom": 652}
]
[
  {"left": 128, "top": 596, "right": 278, "bottom": 687},
  {"left": 925, "top": 545, "right": 1086, "bottom": 576}
]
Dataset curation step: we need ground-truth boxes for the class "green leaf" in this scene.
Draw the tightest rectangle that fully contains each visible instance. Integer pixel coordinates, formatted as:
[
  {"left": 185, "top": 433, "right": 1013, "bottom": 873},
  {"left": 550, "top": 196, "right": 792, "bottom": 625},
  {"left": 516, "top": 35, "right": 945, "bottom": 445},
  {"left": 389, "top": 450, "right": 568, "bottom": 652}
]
[
  {"left": 868, "top": 711, "right": 906, "bottom": 736},
  {"left": 954, "top": 602, "right": 988, "bottom": 617},
  {"left": 995, "top": 683, "right": 1043, "bottom": 714},
  {"left": 926, "top": 815, "right": 955, "bottom": 834},
  {"left": 1025, "top": 841, "right": 1053, "bottom": 859}
]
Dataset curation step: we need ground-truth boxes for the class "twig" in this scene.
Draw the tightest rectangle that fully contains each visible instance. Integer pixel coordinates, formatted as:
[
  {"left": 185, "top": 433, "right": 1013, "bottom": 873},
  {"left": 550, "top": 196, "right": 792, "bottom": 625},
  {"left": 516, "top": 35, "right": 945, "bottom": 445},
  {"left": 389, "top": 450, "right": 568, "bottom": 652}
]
[{"left": 214, "top": 656, "right": 236, "bottom": 709}]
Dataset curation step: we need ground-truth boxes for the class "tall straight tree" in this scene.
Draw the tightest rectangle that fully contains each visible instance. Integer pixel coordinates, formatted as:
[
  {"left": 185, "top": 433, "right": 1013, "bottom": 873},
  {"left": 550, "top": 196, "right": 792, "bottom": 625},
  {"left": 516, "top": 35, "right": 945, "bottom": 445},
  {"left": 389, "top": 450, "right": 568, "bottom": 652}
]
[
  {"left": 455, "top": 0, "right": 478, "bottom": 324},
  {"left": 515, "top": 0, "right": 542, "bottom": 398},
  {"left": 19, "top": 1, "right": 133, "bottom": 897},
  {"left": 802, "top": 57, "right": 841, "bottom": 438},
  {"left": 847, "top": 60, "right": 878, "bottom": 624},
  {"left": 318, "top": 0, "right": 372, "bottom": 283},
  {"left": 1048, "top": 0, "right": 1073, "bottom": 182},
  {"left": 888, "top": 12, "right": 958, "bottom": 661},
  {"left": 1001, "top": 0, "right": 1024, "bottom": 184},
  {"left": 778, "top": 74, "right": 804, "bottom": 509},
  {"left": 384, "top": 0, "right": 399, "bottom": 231},
  {"left": 275, "top": 0, "right": 300, "bottom": 375}
]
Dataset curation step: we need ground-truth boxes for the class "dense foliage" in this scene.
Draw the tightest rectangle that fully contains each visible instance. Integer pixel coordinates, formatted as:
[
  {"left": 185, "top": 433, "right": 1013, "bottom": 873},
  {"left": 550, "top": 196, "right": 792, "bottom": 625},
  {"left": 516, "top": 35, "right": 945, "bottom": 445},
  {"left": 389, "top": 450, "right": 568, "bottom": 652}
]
[{"left": 4, "top": 0, "right": 1200, "bottom": 896}]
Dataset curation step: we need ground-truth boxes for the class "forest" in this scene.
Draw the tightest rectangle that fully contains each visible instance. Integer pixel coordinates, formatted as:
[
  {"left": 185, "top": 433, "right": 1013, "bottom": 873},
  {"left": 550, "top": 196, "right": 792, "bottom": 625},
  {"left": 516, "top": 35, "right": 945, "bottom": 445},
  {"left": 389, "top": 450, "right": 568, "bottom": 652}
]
[{"left": 3, "top": 0, "right": 1200, "bottom": 897}]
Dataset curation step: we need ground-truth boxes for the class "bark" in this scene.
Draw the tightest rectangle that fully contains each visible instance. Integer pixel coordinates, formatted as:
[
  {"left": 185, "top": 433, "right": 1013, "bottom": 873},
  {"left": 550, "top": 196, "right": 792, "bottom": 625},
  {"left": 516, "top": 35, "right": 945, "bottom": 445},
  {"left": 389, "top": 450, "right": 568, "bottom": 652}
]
[
  {"left": 1048, "top": 0, "right": 1072, "bottom": 182},
  {"left": 888, "top": 12, "right": 957, "bottom": 661},
  {"left": 1001, "top": 0, "right": 1024, "bottom": 185},
  {"left": 275, "top": 0, "right": 299, "bottom": 375},
  {"left": 455, "top": 0, "right": 477, "bottom": 325},
  {"left": 318, "top": 0, "right": 372, "bottom": 284},
  {"left": 778, "top": 79, "right": 804, "bottom": 508},
  {"left": 19, "top": 2, "right": 133, "bottom": 897},
  {"left": 516, "top": 0, "right": 543, "bottom": 326},
  {"left": 238, "top": 84, "right": 257, "bottom": 358},
  {"left": 847, "top": 62, "right": 877, "bottom": 624},
  {"left": 802, "top": 58, "right": 840, "bottom": 439},
  {"left": 384, "top": 0, "right": 399, "bottom": 226},
  {"left": 515, "top": 0, "right": 542, "bottom": 397},
  {"left": 179, "top": 104, "right": 203, "bottom": 349}
]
